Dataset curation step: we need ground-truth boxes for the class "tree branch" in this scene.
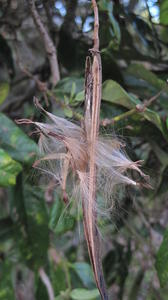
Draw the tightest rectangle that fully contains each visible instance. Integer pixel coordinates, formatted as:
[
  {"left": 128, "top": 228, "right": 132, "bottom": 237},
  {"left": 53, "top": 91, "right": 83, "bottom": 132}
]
[
  {"left": 101, "top": 88, "right": 166, "bottom": 127},
  {"left": 28, "top": 0, "right": 60, "bottom": 86},
  {"left": 39, "top": 268, "right": 55, "bottom": 300}
]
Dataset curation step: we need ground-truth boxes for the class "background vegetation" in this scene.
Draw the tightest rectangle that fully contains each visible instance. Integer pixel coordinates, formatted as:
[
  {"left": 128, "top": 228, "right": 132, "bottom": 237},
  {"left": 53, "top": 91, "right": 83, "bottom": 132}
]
[{"left": 1, "top": 0, "right": 168, "bottom": 299}]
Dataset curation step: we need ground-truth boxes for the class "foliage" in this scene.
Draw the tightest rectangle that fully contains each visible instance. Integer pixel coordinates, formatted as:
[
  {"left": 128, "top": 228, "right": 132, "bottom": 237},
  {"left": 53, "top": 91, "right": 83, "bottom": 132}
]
[{"left": 1, "top": 0, "right": 168, "bottom": 299}]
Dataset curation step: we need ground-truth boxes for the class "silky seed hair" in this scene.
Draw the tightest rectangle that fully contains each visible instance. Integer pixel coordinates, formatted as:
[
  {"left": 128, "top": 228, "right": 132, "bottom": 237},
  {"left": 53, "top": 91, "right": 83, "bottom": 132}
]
[{"left": 16, "top": 100, "right": 146, "bottom": 220}]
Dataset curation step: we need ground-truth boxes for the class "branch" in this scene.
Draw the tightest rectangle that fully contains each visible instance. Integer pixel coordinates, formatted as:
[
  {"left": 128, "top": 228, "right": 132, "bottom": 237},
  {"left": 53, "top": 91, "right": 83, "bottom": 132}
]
[
  {"left": 101, "top": 88, "right": 166, "bottom": 127},
  {"left": 28, "top": 0, "right": 60, "bottom": 86},
  {"left": 92, "top": 0, "right": 99, "bottom": 51},
  {"left": 16, "top": 61, "right": 83, "bottom": 120},
  {"left": 42, "top": 0, "right": 55, "bottom": 37},
  {"left": 39, "top": 268, "right": 55, "bottom": 300}
]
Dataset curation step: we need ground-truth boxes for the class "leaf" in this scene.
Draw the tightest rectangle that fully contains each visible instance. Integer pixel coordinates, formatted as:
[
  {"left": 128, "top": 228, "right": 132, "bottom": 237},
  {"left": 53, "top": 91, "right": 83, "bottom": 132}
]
[
  {"left": 64, "top": 95, "right": 70, "bottom": 105},
  {"left": 70, "top": 288, "right": 100, "bottom": 300},
  {"left": 23, "top": 185, "right": 49, "bottom": 267},
  {"left": 102, "top": 80, "right": 139, "bottom": 109},
  {"left": 54, "top": 77, "right": 84, "bottom": 99},
  {"left": 71, "top": 262, "right": 96, "bottom": 289},
  {"left": 0, "top": 113, "right": 38, "bottom": 164},
  {"left": 9, "top": 175, "right": 49, "bottom": 270},
  {"left": 155, "top": 228, "right": 168, "bottom": 287},
  {"left": 49, "top": 196, "right": 62, "bottom": 230},
  {"left": 70, "top": 82, "right": 76, "bottom": 99},
  {"left": 102, "top": 80, "right": 166, "bottom": 138},
  {"left": 75, "top": 90, "right": 85, "bottom": 102},
  {"left": 50, "top": 262, "right": 67, "bottom": 296},
  {"left": 0, "top": 82, "right": 9, "bottom": 105},
  {"left": 160, "top": 0, "right": 168, "bottom": 25},
  {"left": 64, "top": 107, "right": 73, "bottom": 118},
  {"left": 54, "top": 215, "right": 75, "bottom": 235},
  {"left": 150, "top": 143, "right": 168, "bottom": 166},
  {"left": 156, "top": 166, "right": 168, "bottom": 196},
  {"left": 49, "top": 197, "right": 75, "bottom": 235},
  {"left": 0, "top": 148, "right": 22, "bottom": 187},
  {"left": 99, "top": 0, "right": 121, "bottom": 47},
  {"left": 0, "top": 261, "right": 15, "bottom": 300},
  {"left": 35, "top": 276, "right": 48, "bottom": 300},
  {"left": 125, "top": 64, "right": 168, "bottom": 111},
  {"left": 127, "top": 64, "right": 165, "bottom": 91}
]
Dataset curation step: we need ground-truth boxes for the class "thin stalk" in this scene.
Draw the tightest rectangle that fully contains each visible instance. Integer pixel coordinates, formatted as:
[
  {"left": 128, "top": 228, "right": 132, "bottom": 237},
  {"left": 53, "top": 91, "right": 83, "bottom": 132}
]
[{"left": 82, "top": 1, "right": 109, "bottom": 299}]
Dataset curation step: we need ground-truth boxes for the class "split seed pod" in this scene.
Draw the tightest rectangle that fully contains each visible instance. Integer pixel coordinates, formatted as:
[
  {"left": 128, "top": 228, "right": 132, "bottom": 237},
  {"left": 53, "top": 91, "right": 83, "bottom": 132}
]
[{"left": 16, "top": 1, "right": 148, "bottom": 299}]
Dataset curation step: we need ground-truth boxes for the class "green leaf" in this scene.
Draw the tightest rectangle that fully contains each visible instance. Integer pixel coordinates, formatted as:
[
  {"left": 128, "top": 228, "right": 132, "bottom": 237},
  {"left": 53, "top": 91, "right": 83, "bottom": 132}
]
[
  {"left": 70, "top": 82, "right": 76, "bottom": 99},
  {"left": 102, "top": 80, "right": 166, "bottom": 138},
  {"left": 71, "top": 262, "right": 95, "bottom": 289},
  {"left": 64, "top": 95, "right": 70, "bottom": 105},
  {"left": 35, "top": 276, "right": 48, "bottom": 300},
  {"left": 49, "top": 197, "right": 75, "bottom": 235},
  {"left": 0, "top": 261, "right": 15, "bottom": 300},
  {"left": 70, "top": 288, "right": 100, "bottom": 300},
  {"left": 156, "top": 228, "right": 168, "bottom": 287},
  {"left": 143, "top": 108, "right": 163, "bottom": 133},
  {"left": 10, "top": 175, "right": 49, "bottom": 269},
  {"left": 0, "top": 148, "right": 22, "bottom": 187},
  {"left": 102, "top": 80, "right": 139, "bottom": 109},
  {"left": 150, "top": 142, "right": 168, "bottom": 166},
  {"left": 64, "top": 107, "right": 73, "bottom": 118},
  {"left": 156, "top": 166, "right": 168, "bottom": 196},
  {"left": 166, "top": 117, "right": 168, "bottom": 130},
  {"left": 0, "top": 82, "right": 9, "bottom": 105},
  {"left": 74, "top": 90, "right": 85, "bottom": 102},
  {"left": 51, "top": 262, "right": 67, "bottom": 296},
  {"left": 125, "top": 64, "right": 168, "bottom": 112},
  {"left": 99, "top": 0, "right": 121, "bottom": 47},
  {"left": 127, "top": 64, "right": 165, "bottom": 91},
  {"left": 160, "top": 0, "right": 168, "bottom": 25},
  {"left": 0, "top": 113, "right": 38, "bottom": 164},
  {"left": 49, "top": 197, "right": 62, "bottom": 230},
  {"left": 54, "top": 77, "right": 84, "bottom": 99},
  {"left": 54, "top": 214, "right": 75, "bottom": 235}
]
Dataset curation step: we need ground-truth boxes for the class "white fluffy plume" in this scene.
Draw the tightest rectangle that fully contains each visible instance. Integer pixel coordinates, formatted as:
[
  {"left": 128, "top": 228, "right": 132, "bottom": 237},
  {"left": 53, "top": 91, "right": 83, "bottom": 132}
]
[{"left": 17, "top": 103, "right": 146, "bottom": 217}]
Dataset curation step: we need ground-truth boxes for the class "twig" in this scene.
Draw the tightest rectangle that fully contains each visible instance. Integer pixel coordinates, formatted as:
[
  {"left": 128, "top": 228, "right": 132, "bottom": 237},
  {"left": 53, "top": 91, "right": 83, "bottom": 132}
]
[
  {"left": 16, "top": 60, "right": 83, "bottom": 120},
  {"left": 13, "top": 46, "right": 49, "bottom": 106},
  {"left": 101, "top": 108, "right": 136, "bottom": 126},
  {"left": 39, "top": 268, "right": 55, "bottom": 300},
  {"left": 91, "top": 0, "right": 99, "bottom": 51},
  {"left": 42, "top": 0, "right": 55, "bottom": 38},
  {"left": 143, "top": 89, "right": 164, "bottom": 107},
  {"left": 28, "top": 0, "right": 60, "bottom": 86},
  {"left": 101, "top": 88, "right": 166, "bottom": 126}
]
